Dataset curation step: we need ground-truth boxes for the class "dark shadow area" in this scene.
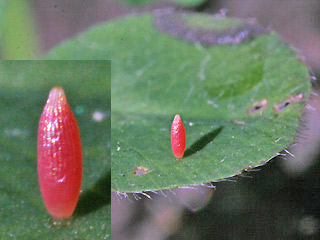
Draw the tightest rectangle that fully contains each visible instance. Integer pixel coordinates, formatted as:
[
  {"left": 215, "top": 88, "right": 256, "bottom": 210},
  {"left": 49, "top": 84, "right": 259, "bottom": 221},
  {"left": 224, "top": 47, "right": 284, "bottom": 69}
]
[
  {"left": 184, "top": 126, "right": 224, "bottom": 158},
  {"left": 192, "top": 0, "right": 211, "bottom": 12},
  {"left": 74, "top": 170, "right": 110, "bottom": 217},
  {"left": 169, "top": 153, "right": 320, "bottom": 240}
]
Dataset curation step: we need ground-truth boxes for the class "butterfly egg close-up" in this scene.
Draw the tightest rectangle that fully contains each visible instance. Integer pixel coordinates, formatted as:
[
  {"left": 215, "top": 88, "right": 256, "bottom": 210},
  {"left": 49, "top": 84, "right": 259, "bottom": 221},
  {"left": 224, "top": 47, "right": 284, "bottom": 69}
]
[
  {"left": 37, "top": 87, "right": 82, "bottom": 219},
  {"left": 171, "top": 114, "right": 186, "bottom": 159}
]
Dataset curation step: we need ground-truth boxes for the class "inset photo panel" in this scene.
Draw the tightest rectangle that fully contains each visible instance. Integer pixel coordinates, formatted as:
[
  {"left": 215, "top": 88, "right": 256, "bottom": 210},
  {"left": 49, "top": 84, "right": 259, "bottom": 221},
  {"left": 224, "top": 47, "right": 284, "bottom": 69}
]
[{"left": 0, "top": 60, "right": 110, "bottom": 239}]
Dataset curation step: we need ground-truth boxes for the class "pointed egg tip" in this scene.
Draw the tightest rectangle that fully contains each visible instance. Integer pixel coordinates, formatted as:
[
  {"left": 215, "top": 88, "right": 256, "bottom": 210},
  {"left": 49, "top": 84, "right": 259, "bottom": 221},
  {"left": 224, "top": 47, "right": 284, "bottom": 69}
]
[
  {"left": 174, "top": 114, "right": 181, "bottom": 122},
  {"left": 49, "top": 86, "right": 65, "bottom": 98},
  {"left": 47, "top": 87, "right": 67, "bottom": 106}
]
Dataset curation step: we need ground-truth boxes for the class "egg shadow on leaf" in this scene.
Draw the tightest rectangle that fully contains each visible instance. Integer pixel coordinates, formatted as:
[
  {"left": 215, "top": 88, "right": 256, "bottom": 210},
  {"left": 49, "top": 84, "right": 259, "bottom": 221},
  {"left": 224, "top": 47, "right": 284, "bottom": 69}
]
[
  {"left": 73, "top": 170, "right": 110, "bottom": 217},
  {"left": 184, "top": 126, "right": 224, "bottom": 158}
]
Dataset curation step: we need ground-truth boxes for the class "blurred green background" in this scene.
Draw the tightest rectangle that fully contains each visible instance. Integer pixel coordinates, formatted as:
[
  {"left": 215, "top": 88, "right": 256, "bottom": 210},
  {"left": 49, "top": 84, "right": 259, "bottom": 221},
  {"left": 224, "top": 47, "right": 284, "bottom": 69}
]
[{"left": 1, "top": 0, "right": 320, "bottom": 74}]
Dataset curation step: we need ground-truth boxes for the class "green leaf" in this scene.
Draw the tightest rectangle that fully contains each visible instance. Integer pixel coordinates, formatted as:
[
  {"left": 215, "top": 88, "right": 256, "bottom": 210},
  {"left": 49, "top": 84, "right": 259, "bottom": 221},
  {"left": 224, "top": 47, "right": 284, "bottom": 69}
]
[
  {"left": 0, "top": 1, "right": 7, "bottom": 38},
  {"left": 46, "top": 13, "right": 311, "bottom": 193},
  {"left": 0, "top": 0, "right": 39, "bottom": 59},
  {"left": 168, "top": 0, "right": 206, "bottom": 7},
  {"left": 121, "top": 0, "right": 206, "bottom": 7},
  {"left": 0, "top": 61, "right": 110, "bottom": 239}
]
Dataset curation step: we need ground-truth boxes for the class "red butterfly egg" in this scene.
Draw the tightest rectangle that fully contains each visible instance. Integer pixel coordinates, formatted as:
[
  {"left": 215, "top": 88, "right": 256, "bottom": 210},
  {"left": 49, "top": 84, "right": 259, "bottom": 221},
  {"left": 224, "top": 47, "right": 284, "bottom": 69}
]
[
  {"left": 171, "top": 114, "right": 186, "bottom": 158},
  {"left": 37, "top": 87, "right": 82, "bottom": 219}
]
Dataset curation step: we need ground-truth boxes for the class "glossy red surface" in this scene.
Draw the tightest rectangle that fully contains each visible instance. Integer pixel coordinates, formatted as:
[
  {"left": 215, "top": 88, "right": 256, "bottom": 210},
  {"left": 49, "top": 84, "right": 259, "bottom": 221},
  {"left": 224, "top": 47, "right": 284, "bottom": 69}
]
[
  {"left": 37, "top": 87, "right": 82, "bottom": 219},
  {"left": 171, "top": 114, "right": 186, "bottom": 159}
]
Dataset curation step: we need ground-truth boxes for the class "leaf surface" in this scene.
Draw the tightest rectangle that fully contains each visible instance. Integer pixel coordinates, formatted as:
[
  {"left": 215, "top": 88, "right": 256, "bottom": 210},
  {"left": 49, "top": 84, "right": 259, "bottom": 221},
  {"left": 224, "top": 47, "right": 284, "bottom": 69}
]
[{"left": 46, "top": 13, "right": 311, "bottom": 193}]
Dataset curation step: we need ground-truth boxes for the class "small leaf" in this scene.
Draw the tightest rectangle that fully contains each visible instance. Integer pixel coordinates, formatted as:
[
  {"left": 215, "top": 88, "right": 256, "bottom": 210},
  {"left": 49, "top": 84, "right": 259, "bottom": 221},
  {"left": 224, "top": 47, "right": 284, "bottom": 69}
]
[
  {"left": 46, "top": 12, "right": 311, "bottom": 193},
  {"left": 0, "top": 61, "right": 110, "bottom": 239},
  {"left": 121, "top": 0, "right": 206, "bottom": 7},
  {"left": 168, "top": 0, "right": 207, "bottom": 7},
  {"left": 0, "top": 0, "right": 39, "bottom": 59}
]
